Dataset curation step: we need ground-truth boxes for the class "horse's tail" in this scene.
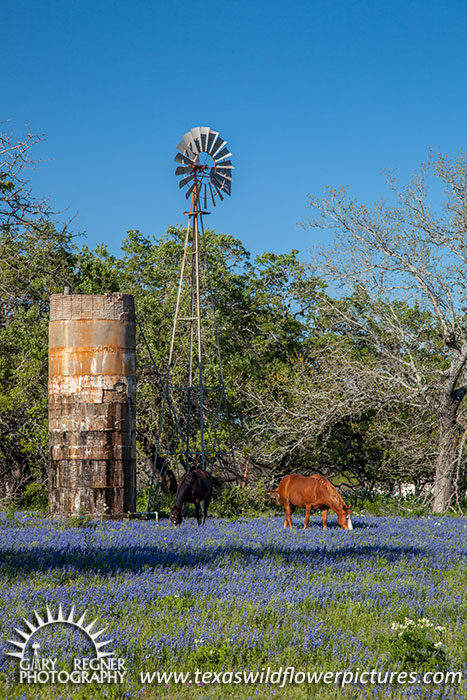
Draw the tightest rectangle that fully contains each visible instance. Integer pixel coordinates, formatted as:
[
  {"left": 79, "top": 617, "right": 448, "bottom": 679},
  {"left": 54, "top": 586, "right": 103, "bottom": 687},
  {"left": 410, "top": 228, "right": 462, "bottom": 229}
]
[{"left": 266, "top": 488, "right": 281, "bottom": 505}]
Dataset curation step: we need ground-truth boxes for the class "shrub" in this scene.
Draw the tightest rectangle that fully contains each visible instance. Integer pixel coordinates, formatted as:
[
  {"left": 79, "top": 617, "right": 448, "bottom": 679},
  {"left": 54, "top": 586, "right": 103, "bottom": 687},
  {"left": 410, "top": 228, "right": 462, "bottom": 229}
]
[
  {"left": 388, "top": 617, "right": 447, "bottom": 670},
  {"left": 348, "top": 489, "right": 433, "bottom": 517},
  {"left": 211, "top": 479, "right": 277, "bottom": 519}
]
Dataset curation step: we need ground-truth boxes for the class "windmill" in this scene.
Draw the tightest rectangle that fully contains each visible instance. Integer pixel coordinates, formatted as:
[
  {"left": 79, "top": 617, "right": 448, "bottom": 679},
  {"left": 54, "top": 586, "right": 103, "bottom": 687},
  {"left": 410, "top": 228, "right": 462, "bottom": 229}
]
[{"left": 146, "top": 127, "right": 237, "bottom": 509}]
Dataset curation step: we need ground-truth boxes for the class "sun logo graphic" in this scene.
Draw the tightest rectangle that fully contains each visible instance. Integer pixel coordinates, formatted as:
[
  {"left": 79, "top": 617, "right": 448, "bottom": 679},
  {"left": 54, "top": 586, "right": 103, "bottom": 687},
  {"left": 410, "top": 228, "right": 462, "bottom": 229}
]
[{"left": 6, "top": 604, "right": 126, "bottom": 685}]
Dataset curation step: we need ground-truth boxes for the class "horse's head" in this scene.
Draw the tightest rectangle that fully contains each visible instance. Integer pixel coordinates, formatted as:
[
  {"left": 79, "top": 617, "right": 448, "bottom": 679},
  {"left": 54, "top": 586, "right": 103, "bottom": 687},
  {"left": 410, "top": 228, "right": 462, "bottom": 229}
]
[
  {"left": 170, "top": 505, "right": 183, "bottom": 526},
  {"left": 337, "top": 504, "right": 353, "bottom": 530},
  {"left": 266, "top": 489, "right": 281, "bottom": 506}
]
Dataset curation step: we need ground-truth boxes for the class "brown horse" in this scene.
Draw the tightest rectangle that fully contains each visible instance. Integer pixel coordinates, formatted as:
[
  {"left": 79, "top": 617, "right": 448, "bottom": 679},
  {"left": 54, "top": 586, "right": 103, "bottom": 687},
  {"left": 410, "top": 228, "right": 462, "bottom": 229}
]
[
  {"left": 170, "top": 470, "right": 213, "bottom": 526},
  {"left": 267, "top": 474, "right": 353, "bottom": 530}
]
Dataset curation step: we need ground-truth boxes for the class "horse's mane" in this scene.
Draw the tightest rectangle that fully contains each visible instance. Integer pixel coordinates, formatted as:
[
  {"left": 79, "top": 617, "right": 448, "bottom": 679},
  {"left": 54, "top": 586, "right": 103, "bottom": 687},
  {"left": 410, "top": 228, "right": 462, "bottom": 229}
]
[
  {"left": 173, "top": 470, "right": 214, "bottom": 509},
  {"left": 174, "top": 473, "right": 191, "bottom": 509}
]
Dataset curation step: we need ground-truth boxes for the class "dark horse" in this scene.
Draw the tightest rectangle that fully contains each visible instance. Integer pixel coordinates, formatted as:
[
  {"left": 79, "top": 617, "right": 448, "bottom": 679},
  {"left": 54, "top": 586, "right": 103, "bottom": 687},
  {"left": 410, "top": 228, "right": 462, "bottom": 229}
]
[
  {"left": 267, "top": 473, "right": 353, "bottom": 530},
  {"left": 170, "top": 470, "right": 213, "bottom": 526}
]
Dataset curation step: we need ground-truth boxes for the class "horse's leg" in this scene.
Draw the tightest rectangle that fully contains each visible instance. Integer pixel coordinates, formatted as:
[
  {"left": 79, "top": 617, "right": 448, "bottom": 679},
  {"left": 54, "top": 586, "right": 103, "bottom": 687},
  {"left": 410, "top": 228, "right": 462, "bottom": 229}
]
[
  {"left": 320, "top": 507, "right": 328, "bottom": 530},
  {"left": 195, "top": 500, "right": 201, "bottom": 525},
  {"left": 202, "top": 494, "right": 211, "bottom": 524},
  {"left": 304, "top": 504, "right": 311, "bottom": 529},
  {"left": 289, "top": 504, "right": 296, "bottom": 528},
  {"left": 282, "top": 500, "right": 294, "bottom": 529}
]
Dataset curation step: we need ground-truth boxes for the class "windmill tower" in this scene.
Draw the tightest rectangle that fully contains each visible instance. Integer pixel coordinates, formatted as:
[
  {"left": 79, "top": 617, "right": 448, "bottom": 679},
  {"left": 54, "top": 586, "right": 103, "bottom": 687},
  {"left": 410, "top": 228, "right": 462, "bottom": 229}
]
[{"left": 147, "top": 127, "right": 236, "bottom": 508}]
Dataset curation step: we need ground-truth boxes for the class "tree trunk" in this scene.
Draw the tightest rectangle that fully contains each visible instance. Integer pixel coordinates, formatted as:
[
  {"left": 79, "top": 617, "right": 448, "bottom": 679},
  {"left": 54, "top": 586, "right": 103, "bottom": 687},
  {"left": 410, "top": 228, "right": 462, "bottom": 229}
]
[{"left": 432, "top": 396, "right": 460, "bottom": 513}]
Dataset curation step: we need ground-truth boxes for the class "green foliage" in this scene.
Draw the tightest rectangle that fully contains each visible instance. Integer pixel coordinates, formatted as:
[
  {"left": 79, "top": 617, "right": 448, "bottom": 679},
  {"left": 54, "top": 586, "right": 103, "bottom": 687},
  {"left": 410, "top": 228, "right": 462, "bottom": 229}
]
[
  {"left": 72, "top": 243, "right": 121, "bottom": 294},
  {"left": 0, "top": 222, "right": 75, "bottom": 498},
  {"left": 0, "top": 175, "right": 14, "bottom": 193},
  {"left": 19, "top": 482, "right": 48, "bottom": 511},
  {"left": 348, "top": 490, "right": 433, "bottom": 517},
  {"left": 63, "top": 513, "right": 93, "bottom": 529},
  {"left": 0, "top": 501, "right": 19, "bottom": 528},
  {"left": 388, "top": 617, "right": 447, "bottom": 670},
  {"left": 211, "top": 480, "right": 278, "bottom": 519},
  {"left": 154, "top": 594, "right": 194, "bottom": 613},
  {"left": 136, "top": 489, "right": 173, "bottom": 517},
  {"left": 191, "top": 640, "right": 234, "bottom": 667}
]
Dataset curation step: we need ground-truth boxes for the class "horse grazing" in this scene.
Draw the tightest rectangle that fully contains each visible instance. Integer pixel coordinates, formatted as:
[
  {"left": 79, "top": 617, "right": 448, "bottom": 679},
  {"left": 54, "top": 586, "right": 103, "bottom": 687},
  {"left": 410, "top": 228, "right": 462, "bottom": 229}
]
[
  {"left": 170, "top": 470, "right": 213, "bottom": 526},
  {"left": 267, "top": 474, "right": 353, "bottom": 530}
]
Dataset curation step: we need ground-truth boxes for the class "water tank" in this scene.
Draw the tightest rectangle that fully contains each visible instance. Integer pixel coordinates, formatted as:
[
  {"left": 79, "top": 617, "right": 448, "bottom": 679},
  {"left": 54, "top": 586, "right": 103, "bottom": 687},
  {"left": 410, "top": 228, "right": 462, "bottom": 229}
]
[{"left": 48, "top": 293, "right": 136, "bottom": 517}]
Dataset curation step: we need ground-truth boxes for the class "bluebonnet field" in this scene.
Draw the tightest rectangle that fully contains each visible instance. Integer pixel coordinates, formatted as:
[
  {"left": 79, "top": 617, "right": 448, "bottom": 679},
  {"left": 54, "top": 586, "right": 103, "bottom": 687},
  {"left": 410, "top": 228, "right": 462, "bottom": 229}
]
[{"left": 0, "top": 512, "right": 466, "bottom": 699}]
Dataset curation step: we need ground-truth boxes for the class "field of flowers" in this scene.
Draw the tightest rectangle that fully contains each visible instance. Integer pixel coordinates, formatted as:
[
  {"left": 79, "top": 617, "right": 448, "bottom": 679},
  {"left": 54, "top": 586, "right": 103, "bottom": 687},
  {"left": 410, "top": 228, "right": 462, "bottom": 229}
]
[{"left": 0, "top": 511, "right": 466, "bottom": 700}]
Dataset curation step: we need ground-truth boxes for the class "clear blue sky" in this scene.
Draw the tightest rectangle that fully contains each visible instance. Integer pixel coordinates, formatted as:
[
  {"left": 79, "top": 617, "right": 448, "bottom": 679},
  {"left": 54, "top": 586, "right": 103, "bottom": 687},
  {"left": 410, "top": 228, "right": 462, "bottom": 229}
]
[{"left": 3, "top": 0, "right": 467, "bottom": 259}]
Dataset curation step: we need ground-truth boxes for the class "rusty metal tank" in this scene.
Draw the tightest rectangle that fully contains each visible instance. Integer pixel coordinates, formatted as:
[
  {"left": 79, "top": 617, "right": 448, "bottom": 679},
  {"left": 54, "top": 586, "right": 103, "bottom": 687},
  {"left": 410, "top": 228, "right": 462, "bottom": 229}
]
[{"left": 48, "top": 293, "right": 136, "bottom": 517}]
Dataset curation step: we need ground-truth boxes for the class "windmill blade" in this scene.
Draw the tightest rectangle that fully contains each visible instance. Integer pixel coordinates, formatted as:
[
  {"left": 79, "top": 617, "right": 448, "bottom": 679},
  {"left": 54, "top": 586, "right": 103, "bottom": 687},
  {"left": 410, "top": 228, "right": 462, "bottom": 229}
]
[
  {"left": 214, "top": 175, "right": 232, "bottom": 186},
  {"left": 208, "top": 182, "right": 217, "bottom": 207},
  {"left": 203, "top": 183, "right": 208, "bottom": 209},
  {"left": 214, "top": 176, "right": 231, "bottom": 195},
  {"left": 211, "top": 140, "right": 227, "bottom": 159},
  {"left": 215, "top": 172, "right": 233, "bottom": 184},
  {"left": 190, "top": 127, "right": 203, "bottom": 154},
  {"left": 179, "top": 174, "right": 195, "bottom": 189},
  {"left": 214, "top": 186, "right": 224, "bottom": 201},
  {"left": 215, "top": 159, "right": 234, "bottom": 169},
  {"left": 175, "top": 165, "right": 193, "bottom": 176},
  {"left": 175, "top": 152, "right": 196, "bottom": 166},
  {"left": 199, "top": 126, "right": 211, "bottom": 151},
  {"left": 213, "top": 174, "right": 228, "bottom": 188},
  {"left": 215, "top": 169, "right": 233, "bottom": 181},
  {"left": 207, "top": 130, "right": 220, "bottom": 155},
  {"left": 183, "top": 131, "right": 199, "bottom": 154},
  {"left": 177, "top": 140, "right": 196, "bottom": 160},
  {"left": 214, "top": 147, "right": 232, "bottom": 163}
]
